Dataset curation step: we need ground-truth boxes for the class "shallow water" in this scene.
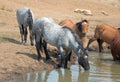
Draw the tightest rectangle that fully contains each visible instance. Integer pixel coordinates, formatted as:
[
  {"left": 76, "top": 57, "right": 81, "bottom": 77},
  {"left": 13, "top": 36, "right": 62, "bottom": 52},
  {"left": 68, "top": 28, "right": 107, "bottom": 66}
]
[{"left": 6, "top": 52, "right": 120, "bottom": 82}]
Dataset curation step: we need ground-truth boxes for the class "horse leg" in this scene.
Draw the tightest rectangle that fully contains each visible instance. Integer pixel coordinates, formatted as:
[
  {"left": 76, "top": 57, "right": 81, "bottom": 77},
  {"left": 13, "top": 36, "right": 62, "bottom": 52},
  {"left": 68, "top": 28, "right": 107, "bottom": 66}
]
[
  {"left": 24, "top": 27, "right": 28, "bottom": 44},
  {"left": 19, "top": 25, "right": 24, "bottom": 44},
  {"left": 29, "top": 28, "right": 34, "bottom": 46},
  {"left": 30, "top": 34, "right": 34, "bottom": 46},
  {"left": 42, "top": 39, "right": 51, "bottom": 60},
  {"left": 64, "top": 51, "right": 72, "bottom": 68},
  {"left": 57, "top": 46, "right": 64, "bottom": 68},
  {"left": 35, "top": 34, "right": 42, "bottom": 60},
  {"left": 97, "top": 39, "right": 104, "bottom": 52},
  {"left": 86, "top": 37, "right": 97, "bottom": 49},
  {"left": 111, "top": 48, "right": 117, "bottom": 61}
]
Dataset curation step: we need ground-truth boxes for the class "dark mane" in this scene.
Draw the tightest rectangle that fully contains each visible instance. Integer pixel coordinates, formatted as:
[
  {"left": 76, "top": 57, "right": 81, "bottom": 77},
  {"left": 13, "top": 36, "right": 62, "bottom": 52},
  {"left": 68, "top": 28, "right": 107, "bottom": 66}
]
[
  {"left": 82, "top": 19, "right": 88, "bottom": 23},
  {"left": 76, "top": 19, "right": 88, "bottom": 31},
  {"left": 62, "top": 26, "right": 83, "bottom": 47}
]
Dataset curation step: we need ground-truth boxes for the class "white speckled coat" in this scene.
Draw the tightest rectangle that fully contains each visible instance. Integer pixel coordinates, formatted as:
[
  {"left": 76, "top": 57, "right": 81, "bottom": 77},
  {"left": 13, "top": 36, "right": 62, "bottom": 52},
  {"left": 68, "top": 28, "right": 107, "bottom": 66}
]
[{"left": 32, "top": 17, "right": 90, "bottom": 70}]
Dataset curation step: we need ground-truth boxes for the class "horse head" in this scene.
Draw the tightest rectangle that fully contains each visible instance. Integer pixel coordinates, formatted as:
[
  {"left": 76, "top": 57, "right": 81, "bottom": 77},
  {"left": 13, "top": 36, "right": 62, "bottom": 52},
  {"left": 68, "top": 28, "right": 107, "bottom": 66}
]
[
  {"left": 77, "top": 48, "right": 90, "bottom": 70},
  {"left": 76, "top": 20, "right": 89, "bottom": 37}
]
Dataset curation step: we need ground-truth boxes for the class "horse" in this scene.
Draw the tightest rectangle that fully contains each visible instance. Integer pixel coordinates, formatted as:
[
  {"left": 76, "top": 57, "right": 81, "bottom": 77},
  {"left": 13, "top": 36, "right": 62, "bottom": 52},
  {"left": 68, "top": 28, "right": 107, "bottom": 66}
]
[
  {"left": 110, "top": 34, "right": 120, "bottom": 61},
  {"left": 59, "top": 19, "right": 89, "bottom": 48},
  {"left": 86, "top": 24, "right": 120, "bottom": 52},
  {"left": 32, "top": 17, "right": 90, "bottom": 70},
  {"left": 16, "top": 7, "right": 35, "bottom": 45}
]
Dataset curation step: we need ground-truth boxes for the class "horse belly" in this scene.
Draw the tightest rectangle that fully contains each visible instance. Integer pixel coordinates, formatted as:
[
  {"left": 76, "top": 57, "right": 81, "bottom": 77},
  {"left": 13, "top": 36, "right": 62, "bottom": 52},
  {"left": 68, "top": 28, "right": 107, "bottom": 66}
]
[
  {"left": 101, "top": 31, "right": 116, "bottom": 43},
  {"left": 43, "top": 31, "right": 58, "bottom": 46},
  {"left": 62, "top": 39, "right": 69, "bottom": 48}
]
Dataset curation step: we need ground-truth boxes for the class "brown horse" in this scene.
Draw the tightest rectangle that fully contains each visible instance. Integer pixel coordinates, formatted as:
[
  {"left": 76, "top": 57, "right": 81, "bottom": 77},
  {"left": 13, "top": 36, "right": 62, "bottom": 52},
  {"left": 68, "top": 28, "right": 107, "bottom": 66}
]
[
  {"left": 110, "top": 34, "right": 120, "bottom": 61},
  {"left": 59, "top": 19, "right": 89, "bottom": 48},
  {"left": 86, "top": 24, "right": 120, "bottom": 52}
]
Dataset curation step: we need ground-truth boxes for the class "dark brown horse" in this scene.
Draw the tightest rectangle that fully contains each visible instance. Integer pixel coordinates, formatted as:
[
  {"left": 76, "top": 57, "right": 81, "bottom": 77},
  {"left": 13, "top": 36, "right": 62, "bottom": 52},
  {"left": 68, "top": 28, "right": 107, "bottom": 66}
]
[
  {"left": 59, "top": 19, "right": 89, "bottom": 48},
  {"left": 86, "top": 24, "right": 120, "bottom": 52},
  {"left": 110, "top": 34, "right": 120, "bottom": 61}
]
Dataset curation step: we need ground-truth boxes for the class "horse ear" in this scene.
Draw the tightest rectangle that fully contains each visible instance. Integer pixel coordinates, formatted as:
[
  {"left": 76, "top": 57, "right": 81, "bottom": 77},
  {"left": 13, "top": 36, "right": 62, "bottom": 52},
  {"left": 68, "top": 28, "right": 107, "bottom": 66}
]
[
  {"left": 28, "top": 9, "right": 30, "bottom": 12},
  {"left": 81, "top": 17, "right": 89, "bottom": 24}
]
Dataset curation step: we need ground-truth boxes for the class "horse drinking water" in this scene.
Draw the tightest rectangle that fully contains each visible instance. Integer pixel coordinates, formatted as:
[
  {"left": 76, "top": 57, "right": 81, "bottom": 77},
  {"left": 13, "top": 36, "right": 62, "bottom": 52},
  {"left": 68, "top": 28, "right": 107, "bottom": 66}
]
[
  {"left": 16, "top": 7, "right": 35, "bottom": 45},
  {"left": 32, "top": 17, "right": 90, "bottom": 70}
]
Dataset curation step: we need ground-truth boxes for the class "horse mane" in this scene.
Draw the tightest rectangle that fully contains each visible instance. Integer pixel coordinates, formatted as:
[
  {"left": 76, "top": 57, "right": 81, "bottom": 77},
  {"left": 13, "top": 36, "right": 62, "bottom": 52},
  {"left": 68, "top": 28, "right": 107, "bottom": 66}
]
[
  {"left": 62, "top": 26, "right": 83, "bottom": 47},
  {"left": 82, "top": 19, "right": 88, "bottom": 23},
  {"left": 76, "top": 19, "right": 88, "bottom": 31}
]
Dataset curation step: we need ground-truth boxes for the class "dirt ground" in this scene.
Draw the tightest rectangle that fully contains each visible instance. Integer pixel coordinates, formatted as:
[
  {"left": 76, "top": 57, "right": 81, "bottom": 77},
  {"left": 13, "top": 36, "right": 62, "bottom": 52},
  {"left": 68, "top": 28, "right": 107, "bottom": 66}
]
[{"left": 0, "top": 0, "right": 120, "bottom": 81}]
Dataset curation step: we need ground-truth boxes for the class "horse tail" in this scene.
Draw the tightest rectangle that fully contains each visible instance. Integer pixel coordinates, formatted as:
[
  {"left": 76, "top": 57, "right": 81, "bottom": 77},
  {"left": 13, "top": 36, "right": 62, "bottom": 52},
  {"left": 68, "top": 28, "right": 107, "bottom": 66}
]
[
  {"left": 27, "top": 9, "right": 32, "bottom": 18},
  {"left": 27, "top": 9, "right": 34, "bottom": 29}
]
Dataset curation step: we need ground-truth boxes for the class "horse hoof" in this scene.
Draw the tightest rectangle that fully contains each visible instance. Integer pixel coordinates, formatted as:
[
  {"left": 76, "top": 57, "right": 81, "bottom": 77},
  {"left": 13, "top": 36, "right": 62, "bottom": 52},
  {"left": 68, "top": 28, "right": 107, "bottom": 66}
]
[
  {"left": 46, "top": 57, "right": 51, "bottom": 61},
  {"left": 64, "top": 66, "right": 67, "bottom": 69},
  {"left": 40, "top": 60, "right": 44, "bottom": 63},
  {"left": 57, "top": 64, "right": 62, "bottom": 68},
  {"left": 37, "top": 57, "right": 41, "bottom": 61},
  {"left": 23, "top": 43, "right": 28, "bottom": 46},
  {"left": 54, "top": 64, "right": 60, "bottom": 69},
  {"left": 31, "top": 43, "right": 34, "bottom": 46},
  {"left": 37, "top": 58, "right": 44, "bottom": 62},
  {"left": 22, "top": 41, "right": 28, "bottom": 46}
]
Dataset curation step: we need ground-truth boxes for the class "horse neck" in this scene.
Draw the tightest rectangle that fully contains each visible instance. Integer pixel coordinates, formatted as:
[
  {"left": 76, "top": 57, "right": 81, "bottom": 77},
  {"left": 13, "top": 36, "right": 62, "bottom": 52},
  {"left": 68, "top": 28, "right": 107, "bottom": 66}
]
[
  {"left": 69, "top": 36, "right": 83, "bottom": 54},
  {"left": 75, "top": 23, "right": 84, "bottom": 38},
  {"left": 72, "top": 42, "right": 83, "bottom": 57},
  {"left": 43, "top": 22, "right": 61, "bottom": 34},
  {"left": 81, "top": 37, "right": 88, "bottom": 48}
]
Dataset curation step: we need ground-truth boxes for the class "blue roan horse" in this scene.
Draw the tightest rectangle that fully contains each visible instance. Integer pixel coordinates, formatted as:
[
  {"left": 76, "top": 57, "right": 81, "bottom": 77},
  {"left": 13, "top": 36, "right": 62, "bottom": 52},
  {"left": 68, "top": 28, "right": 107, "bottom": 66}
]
[
  {"left": 16, "top": 7, "right": 35, "bottom": 45},
  {"left": 32, "top": 17, "right": 90, "bottom": 70}
]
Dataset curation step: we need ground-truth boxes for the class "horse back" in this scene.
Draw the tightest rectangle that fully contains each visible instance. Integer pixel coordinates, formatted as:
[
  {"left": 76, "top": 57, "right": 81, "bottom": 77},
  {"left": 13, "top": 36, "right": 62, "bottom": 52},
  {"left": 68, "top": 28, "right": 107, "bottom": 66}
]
[
  {"left": 94, "top": 24, "right": 118, "bottom": 43},
  {"left": 16, "top": 7, "right": 32, "bottom": 25},
  {"left": 59, "top": 19, "right": 76, "bottom": 31}
]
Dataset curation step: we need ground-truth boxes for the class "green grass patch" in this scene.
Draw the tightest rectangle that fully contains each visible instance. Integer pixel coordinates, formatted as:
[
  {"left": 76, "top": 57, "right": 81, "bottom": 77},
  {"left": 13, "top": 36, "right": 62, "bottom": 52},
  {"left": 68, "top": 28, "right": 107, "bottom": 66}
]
[{"left": 0, "top": 37, "right": 6, "bottom": 42}]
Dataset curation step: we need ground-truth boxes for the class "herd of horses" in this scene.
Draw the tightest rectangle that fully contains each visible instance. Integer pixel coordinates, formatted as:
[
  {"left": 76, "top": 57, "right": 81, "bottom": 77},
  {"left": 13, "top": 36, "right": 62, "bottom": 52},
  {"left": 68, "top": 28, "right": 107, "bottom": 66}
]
[{"left": 16, "top": 7, "right": 120, "bottom": 71}]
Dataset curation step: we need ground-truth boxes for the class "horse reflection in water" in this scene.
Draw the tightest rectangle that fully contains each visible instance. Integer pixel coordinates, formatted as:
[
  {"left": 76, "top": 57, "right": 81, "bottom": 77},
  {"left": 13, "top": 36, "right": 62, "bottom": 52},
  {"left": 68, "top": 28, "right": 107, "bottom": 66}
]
[
  {"left": 16, "top": 7, "right": 35, "bottom": 45},
  {"left": 32, "top": 17, "right": 90, "bottom": 70},
  {"left": 25, "top": 68, "right": 89, "bottom": 82}
]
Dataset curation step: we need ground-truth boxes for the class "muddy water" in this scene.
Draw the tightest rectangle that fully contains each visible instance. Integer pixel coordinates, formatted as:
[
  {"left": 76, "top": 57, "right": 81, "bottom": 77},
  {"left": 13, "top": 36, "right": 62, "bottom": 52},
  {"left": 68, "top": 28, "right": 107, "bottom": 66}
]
[{"left": 6, "top": 52, "right": 120, "bottom": 82}]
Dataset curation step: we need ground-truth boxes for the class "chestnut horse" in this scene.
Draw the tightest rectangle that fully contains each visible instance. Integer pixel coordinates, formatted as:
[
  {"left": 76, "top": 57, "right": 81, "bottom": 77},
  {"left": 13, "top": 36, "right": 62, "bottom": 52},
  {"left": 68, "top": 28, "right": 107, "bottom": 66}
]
[
  {"left": 59, "top": 19, "right": 89, "bottom": 48},
  {"left": 110, "top": 34, "right": 120, "bottom": 61},
  {"left": 86, "top": 24, "right": 120, "bottom": 52}
]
